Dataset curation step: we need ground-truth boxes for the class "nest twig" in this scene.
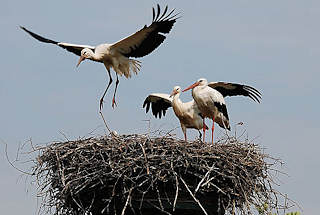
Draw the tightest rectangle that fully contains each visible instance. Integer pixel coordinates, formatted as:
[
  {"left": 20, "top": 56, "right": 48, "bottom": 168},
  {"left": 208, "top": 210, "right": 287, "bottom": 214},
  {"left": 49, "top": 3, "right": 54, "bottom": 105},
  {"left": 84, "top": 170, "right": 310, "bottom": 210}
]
[{"left": 31, "top": 133, "right": 286, "bottom": 215}]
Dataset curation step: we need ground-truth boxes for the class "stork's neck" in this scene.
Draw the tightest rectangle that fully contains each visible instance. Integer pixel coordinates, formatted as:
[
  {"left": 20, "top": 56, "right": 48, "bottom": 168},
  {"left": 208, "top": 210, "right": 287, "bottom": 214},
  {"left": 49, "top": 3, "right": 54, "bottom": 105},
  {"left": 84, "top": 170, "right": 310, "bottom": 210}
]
[
  {"left": 172, "top": 93, "right": 185, "bottom": 117},
  {"left": 92, "top": 51, "right": 104, "bottom": 61},
  {"left": 192, "top": 85, "right": 206, "bottom": 97},
  {"left": 191, "top": 87, "right": 198, "bottom": 98},
  {"left": 85, "top": 49, "right": 103, "bottom": 61},
  {"left": 88, "top": 50, "right": 98, "bottom": 60}
]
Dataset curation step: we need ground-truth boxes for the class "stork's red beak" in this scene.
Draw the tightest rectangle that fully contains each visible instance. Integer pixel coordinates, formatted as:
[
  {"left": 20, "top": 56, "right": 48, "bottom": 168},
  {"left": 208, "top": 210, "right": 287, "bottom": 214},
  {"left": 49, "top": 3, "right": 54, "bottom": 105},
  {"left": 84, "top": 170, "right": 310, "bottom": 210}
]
[
  {"left": 76, "top": 55, "right": 85, "bottom": 67},
  {"left": 182, "top": 82, "right": 200, "bottom": 92}
]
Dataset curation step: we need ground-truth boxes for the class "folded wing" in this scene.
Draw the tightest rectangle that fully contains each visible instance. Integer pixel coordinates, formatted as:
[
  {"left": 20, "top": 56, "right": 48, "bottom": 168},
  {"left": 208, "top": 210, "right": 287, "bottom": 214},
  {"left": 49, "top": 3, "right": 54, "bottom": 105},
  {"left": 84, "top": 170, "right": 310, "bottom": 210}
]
[
  {"left": 143, "top": 93, "right": 172, "bottom": 118},
  {"left": 111, "top": 4, "right": 179, "bottom": 58},
  {"left": 208, "top": 82, "right": 262, "bottom": 103}
]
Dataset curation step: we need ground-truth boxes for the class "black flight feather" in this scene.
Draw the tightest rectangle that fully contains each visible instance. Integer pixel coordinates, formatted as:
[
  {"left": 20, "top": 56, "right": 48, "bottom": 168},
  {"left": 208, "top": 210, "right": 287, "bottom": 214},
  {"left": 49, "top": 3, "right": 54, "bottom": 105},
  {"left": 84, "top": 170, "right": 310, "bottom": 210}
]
[
  {"left": 20, "top": 26, "right": 58, "bottom": 45},
  {"left": 20, "top": 26, "right": 95, "bottom": 57},
  {"left": 122, "top": 5, "right": 179, "bottom": 58},
  {"left": 212, "top": 83, "right": 262, "bottom": 103},
  {"left": 143, "top": 96, "right": 172, "bottom": 119}
]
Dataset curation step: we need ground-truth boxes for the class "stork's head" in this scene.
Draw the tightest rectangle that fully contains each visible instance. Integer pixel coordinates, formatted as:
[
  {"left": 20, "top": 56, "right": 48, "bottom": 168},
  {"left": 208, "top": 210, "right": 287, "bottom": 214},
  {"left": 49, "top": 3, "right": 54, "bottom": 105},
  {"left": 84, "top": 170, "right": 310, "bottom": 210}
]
[
  {"left": 77, "top": 48, "right": 94, "bottom": 67},
  {"left": 182, "top": 78, "right": 208, "bottom": 92},
  {"left": 197, "top": 78, "right": 208, "bottom": 86},
  {"left": 170, "top": 86, "right": 181, "bottom": 98}
]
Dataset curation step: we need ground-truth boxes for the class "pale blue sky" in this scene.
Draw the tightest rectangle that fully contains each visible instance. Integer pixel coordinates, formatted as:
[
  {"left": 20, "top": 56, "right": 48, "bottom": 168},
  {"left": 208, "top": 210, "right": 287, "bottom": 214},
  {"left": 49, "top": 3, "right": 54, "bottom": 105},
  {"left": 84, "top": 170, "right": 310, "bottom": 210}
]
[{"left": 1, "top": 0, "right": 319, "bottom": 214}]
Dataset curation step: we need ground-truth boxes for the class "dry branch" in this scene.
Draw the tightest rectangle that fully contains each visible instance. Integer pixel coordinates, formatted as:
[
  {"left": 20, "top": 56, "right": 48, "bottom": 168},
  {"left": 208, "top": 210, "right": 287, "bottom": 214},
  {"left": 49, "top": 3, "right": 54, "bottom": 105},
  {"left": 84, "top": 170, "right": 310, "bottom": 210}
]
[{"left": 30, "top": 134, "right": 285, "bottom": 215}]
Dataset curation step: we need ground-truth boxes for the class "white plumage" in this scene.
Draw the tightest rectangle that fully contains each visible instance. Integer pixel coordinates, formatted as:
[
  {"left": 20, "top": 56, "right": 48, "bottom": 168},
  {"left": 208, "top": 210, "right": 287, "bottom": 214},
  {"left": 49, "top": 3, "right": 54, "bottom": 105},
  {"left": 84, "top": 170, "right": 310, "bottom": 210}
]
[
  {"left": 183, "top": 78, "right": 261, "bottom": 143},
  {"left": 20, "top": 4, "right": 179, "bottom": 110},
  {"left": 143, "top": 86, "right": 208, "bottom": 142}
]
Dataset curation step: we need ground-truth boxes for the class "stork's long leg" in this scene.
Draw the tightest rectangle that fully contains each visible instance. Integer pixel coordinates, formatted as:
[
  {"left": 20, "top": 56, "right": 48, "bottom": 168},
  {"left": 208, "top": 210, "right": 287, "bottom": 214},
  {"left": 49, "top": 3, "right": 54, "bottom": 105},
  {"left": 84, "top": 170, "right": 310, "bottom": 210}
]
[
  {"left": 202, "top": 118, "right": 206, "bottom": 143},
  {"left": 198, "top": 130, "right": 202, "bottom": 140},
  {"left": 211, "top": 116, "right": 215, "bottom": 144},
  {"left": 100, "top": 69, "right": 113, "bottom": 110},
  {"left": 184, "top": 130, "right": 187, "bottom": 142},
  {"left": 112, "top": 73, "right": 119, "bottom": 108}
]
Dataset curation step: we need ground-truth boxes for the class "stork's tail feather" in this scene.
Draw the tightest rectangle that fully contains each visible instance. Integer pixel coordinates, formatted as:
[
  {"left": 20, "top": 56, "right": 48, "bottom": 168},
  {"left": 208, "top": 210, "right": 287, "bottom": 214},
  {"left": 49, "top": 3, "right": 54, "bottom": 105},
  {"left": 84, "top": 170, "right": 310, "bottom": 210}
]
[
  {"left": 122, "top": 59, "right": 141, "bottom": 78},
  {"left": 131, "top": 59, "right": 141, "bottom": 74},
  {"left": 116, "top": 59, "right": 142, "bottom": 78}
]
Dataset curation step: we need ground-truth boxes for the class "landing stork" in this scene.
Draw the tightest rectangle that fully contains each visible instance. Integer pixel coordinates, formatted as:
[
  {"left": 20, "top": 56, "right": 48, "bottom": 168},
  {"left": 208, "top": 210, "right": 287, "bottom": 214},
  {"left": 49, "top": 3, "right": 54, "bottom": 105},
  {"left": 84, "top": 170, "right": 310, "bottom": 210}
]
[
  {"left": 143, "top": 86, "right": 208, "bottom": 142},
  {"left": 183, "top": 78, "right": 261, "bottom": 143},
  {"left": 20, "top": 4, "right": 179, "bottom": 110}
]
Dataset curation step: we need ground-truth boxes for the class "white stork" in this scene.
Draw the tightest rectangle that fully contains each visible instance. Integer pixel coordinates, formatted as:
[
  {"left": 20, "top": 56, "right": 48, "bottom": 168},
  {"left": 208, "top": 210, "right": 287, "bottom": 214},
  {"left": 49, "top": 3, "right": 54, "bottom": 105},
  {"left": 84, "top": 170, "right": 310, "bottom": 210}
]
[
  {"left": 20, "top": 4, "right": 179, "bottom": 110},
  {"left": 183, "top": 78, "right": 261, "bottom": 143},
  {"left": 143, "top": 86, "right": 208, "bottom": 142}
]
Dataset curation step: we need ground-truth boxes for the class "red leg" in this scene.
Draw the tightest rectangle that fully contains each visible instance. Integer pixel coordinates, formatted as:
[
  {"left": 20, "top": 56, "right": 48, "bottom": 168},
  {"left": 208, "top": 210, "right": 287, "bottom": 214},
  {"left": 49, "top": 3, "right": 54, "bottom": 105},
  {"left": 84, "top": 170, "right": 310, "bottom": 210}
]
[
  {"left": 202, "top": 118, "right": 206, "bottom": 143},
  {"left": 211, "top": 116, "right": 215, "bottom": 144},
  {"left": 184, "top": 131, "right": 187, "bottom": 142},
  {"left": 112, "top": 97, "right": 117, "bottom": 108}
]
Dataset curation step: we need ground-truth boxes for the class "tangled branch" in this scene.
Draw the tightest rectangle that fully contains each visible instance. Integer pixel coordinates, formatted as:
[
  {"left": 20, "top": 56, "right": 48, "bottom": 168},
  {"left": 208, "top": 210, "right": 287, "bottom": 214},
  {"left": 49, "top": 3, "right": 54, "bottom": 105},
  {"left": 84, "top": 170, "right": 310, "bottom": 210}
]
[{"left": 30, "top": 134, "right": 287, "bottom": 215}]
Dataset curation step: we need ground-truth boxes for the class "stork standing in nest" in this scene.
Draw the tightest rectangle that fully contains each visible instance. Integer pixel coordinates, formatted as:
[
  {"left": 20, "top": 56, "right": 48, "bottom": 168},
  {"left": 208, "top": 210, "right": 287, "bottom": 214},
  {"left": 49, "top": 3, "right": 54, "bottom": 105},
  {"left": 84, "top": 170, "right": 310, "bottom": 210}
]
[
  {"left": 143, "top": 86, "right": 208, "bottom": 142},
  {"left": 20, "top": 4, "right": 179, "bottom": 110},
  {"left": 183, "top": 78, "right": 261, "bottom": 143}
]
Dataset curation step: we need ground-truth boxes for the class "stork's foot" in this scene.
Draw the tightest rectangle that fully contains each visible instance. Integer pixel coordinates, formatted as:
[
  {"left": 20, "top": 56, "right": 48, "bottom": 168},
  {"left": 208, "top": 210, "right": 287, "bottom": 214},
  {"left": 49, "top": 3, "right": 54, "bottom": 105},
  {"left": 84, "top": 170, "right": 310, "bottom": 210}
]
[{"left": 112, "top": 97, "right": 117, "bottom": 109}]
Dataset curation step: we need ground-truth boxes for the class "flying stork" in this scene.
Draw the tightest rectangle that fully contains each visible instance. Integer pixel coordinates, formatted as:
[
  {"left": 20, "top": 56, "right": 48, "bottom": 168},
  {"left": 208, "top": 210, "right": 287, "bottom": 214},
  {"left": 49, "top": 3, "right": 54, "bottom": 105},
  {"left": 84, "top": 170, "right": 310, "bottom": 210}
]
[
  {"left": 183, "top": 78, "right": 261, "bottom": 143},
  {"left": 143, "top": 86, "right": 208, "bottom": 142},
  {"left": 20, "top": 4, "right": 179, "bottom": 110}
]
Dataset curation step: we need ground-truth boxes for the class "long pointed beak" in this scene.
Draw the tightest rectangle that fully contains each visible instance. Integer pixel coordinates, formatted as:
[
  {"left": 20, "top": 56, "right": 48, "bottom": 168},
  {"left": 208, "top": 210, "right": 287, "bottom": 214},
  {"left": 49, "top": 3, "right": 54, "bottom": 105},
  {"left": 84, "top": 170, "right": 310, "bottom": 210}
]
[
  {"left": 182, "top": 82, "right": 199, "bottom": 92},
  {"left": 76, "top": 56, "right": 85, "bottom": 67}
]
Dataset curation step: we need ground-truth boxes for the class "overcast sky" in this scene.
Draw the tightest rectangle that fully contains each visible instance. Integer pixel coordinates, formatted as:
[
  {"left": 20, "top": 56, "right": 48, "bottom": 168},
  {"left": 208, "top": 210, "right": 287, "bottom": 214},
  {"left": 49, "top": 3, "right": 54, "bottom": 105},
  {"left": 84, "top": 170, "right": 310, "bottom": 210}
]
[{"left": 1, "top": 0, "right": 319, "bottom": 214}]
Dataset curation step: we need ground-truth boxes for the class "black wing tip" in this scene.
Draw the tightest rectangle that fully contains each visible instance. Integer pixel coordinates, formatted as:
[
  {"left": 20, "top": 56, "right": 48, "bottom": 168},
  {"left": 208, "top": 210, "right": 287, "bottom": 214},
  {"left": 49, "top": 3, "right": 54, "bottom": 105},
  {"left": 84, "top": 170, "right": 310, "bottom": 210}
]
[
  {"left": 213, "top": 82, "right": 262, "bottom": 103},
  {"left": 156, "top": 4, "right": 161, "bottom": 20},
  {"left": 20, "top": 25, "right": 30, "bottom": 33},
  {"left": 243, "top": 85, "right": 262, "bottom": 103},
  {"left": 248, "top": 94, "right": 261, "bottom": 103},
  {"left": 19, "top": 25, "right": 59, "bottom": 45},
  {"left": 142, "top": 99, "right": 147, "bottom": 108},
  {"left": 152, "top": 7, "right": 155, "bottom": 21},
  {"left": 244, "top": 85, "right": 262, "bottom": 95},
  {"left": 142, "top": 97, "right": 151, "bottom": 113},
  {"left": 152, "top": 4, "right": 181, "bottom": 23}
]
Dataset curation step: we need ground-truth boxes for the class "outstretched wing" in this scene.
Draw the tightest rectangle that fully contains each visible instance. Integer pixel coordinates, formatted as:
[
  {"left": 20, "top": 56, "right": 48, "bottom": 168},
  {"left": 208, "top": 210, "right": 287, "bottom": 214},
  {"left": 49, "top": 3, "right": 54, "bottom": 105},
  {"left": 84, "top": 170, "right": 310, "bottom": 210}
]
[
  {"left": 208, "top": 82, "right": 262, "bottom": 103},
  {"left": 143, "top": 93, "right": 173, "bottom": 119},
  {"left": 111, "top": 4, "right": 179, "bottom": 58},
  {"left": 20, "top": 26, "right": 95, "bottom": 56}
]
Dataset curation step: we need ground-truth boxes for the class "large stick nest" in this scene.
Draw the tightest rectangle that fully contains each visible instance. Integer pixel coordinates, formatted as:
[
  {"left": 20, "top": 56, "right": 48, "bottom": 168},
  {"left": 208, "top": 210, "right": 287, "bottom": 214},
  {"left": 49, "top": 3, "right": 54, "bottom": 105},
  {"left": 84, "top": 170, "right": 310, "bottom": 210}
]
[{"left": 33, "top": 134, "right": 281, "bottom": 215}]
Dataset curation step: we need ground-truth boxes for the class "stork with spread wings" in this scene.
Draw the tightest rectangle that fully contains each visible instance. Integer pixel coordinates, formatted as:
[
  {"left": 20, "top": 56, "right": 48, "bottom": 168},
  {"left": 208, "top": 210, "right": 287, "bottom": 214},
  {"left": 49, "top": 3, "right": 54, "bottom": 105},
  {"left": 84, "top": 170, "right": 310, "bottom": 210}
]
[{"left": 21, "top": 4, "right": 180, "bottom": 110}]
